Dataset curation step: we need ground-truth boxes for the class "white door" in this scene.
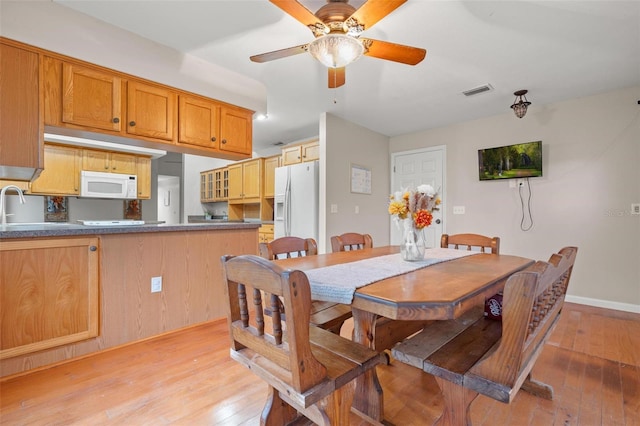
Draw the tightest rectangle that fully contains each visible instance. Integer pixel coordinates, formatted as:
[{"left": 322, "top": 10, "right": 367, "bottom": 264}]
[
  {"left": 390, "top": 146, "right": 446, "bottom": 248},
  {"left": 157, "top": 175, "right": 180, "bottom": 224}
]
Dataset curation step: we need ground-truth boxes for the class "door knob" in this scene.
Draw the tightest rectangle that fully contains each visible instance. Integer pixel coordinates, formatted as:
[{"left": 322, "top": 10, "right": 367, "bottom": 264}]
[{"left": 435, "top": 219, "right": 441, "bottom": 224}]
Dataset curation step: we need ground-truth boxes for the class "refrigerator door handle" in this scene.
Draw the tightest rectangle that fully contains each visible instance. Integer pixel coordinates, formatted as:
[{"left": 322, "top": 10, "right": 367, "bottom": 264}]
[{"left": 284, "top": 169, "right": 292, "bottom": 236}]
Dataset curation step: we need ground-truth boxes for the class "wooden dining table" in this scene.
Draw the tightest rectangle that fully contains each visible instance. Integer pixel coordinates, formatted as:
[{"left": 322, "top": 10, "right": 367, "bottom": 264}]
[{"left": 273, "top": 246, "right": 534, "bottom": 424}]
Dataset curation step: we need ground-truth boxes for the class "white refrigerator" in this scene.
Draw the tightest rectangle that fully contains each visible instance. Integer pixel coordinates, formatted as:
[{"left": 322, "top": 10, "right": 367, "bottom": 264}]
[{"left": 274, "top": 161, "right": 319, "bottom": 241}]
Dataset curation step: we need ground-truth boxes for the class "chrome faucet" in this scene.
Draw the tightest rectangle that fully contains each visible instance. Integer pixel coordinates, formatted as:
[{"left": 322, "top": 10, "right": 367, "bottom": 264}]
[{"left": 0, "top": 185, "right": 27, "bottom": 226}]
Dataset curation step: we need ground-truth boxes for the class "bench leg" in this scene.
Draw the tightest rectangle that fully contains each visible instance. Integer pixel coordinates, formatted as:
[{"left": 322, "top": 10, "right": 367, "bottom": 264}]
[
  {"left": 261, "top": 386, "right": 299, "bottom": 426},
  {"left": 521, "top": 373, "right": 554, "bottom": 400},
  {"left": 318, "top": 380, "right": 356, "bottom": 425},
  {"left": 352, "top": 308, "right": 385, "bottom": 422},
  {"left": 434, "top": 377, "right": 479, "bottom": 426}
]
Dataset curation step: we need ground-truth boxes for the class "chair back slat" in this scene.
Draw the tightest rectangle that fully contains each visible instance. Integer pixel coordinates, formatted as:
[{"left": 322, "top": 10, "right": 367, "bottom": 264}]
[
  {"left": 260, "top": 236, "right": 318, "bottom": 260},
  {"left": 441, "top": 233, "right": 500, "bottom": 254},
  {"left": 330, "top": 232, "right": 373, "bottom": 252}
]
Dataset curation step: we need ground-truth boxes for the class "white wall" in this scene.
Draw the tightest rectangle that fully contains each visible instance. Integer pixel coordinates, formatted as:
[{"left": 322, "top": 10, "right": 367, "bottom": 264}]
[
  {"left": 390, "top": 86, "right": 640, "bottom": 312},
  {"left": 321, "top": 113, "right": 391, "bottom": 253}
]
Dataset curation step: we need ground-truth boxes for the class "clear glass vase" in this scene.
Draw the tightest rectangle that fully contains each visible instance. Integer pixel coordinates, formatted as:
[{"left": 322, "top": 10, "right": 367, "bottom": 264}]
[{"left": 400, "top": 219, "right": 426, "bottom": 261}]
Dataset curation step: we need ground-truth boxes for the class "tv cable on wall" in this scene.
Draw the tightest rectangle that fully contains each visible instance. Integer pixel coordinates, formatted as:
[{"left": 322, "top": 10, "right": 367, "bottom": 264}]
[{"left": 519, "top": 178, "right": 534, "bottom": 231}]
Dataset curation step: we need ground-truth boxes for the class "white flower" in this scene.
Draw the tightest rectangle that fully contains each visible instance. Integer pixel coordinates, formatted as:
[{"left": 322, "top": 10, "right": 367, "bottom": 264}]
[{"left": 417, "top": 184, "right": 435, "bottom": 197}]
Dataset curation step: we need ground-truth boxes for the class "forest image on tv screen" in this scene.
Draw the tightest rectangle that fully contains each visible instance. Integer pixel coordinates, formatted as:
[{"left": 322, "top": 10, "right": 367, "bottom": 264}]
[{"left": 478, "top": 141, "right": 542, "bottom": 180}]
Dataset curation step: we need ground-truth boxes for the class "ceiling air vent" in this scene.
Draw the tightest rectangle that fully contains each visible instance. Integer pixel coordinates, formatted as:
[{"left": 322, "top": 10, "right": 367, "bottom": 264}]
[
  {"left": 273, "top": 141, "right": 285, "bottom": 146},
  {"left": 462, "top": 84, "right": 493, "bottom": 97}
]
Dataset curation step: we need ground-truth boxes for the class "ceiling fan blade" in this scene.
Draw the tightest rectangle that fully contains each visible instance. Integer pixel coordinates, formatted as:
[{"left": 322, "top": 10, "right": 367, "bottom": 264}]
[
  {"left": 270, "top": 0, "right": 327, "bottom": 34},
  {"left": 328, "top": 67, "right": 345, "bottom": 88},
  {"left": 348, "top": 0, "right": 407, "bottom": 31},
  {"left": 250, "top": 44, "right": 309, "bottom": 63},
  {"left": 361, "top": 38, "right": 426, "bottom": 65}
]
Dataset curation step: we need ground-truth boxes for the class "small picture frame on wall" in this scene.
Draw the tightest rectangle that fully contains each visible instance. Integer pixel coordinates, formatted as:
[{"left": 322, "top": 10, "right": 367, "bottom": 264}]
[
  {"left": 124, "top": 199, "right": 142, "bottom": 220},
  {"left": 350, "top": 163, "right": 372, "bottom": 194},
  {"left": 44, "top": 196, "right": 68, "bottom": 222}
]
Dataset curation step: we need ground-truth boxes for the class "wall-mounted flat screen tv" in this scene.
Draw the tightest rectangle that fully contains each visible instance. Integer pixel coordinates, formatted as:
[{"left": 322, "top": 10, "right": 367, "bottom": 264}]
[{"left": 478, "top": 140, "right": 543, "bottom": 181}]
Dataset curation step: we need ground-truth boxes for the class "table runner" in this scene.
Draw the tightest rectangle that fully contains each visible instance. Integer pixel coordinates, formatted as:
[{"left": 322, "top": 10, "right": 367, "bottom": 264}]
[{"left": 305, "top": 248, "right": 480, "bottom": 304}]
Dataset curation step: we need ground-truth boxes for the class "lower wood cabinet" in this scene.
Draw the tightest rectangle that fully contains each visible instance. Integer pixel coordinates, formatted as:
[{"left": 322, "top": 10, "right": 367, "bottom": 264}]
[
  {"left": 259, "top": 224, "right": 274, "bottom": 244},
  {"left": 0, "top": 237, "right": 100, "bottom": 359}
]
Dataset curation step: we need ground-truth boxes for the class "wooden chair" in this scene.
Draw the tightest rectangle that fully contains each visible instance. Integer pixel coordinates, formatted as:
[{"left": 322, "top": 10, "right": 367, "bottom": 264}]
[
  {"left": 441, "top": 233, "right": 500, "bottom": 254},
  {"left": 221, "top": 254, "right": 386, "bottom": 426},
  {"left": 330, "top": 232, "right": 373, "bottom": 252},
  {"left": 259, "top": 236, "right": 352, "bottom": 334}
]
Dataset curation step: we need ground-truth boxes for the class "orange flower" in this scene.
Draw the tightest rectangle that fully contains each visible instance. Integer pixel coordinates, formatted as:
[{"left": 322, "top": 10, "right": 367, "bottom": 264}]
[{"left": 413, "top": 209, "right": 433, "bottom": 229}]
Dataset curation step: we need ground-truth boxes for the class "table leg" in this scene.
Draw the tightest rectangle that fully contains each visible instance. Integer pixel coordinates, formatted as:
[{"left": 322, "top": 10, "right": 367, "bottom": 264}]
[{"left": 351, "top": 308, "right": 385, "bottom": 422}]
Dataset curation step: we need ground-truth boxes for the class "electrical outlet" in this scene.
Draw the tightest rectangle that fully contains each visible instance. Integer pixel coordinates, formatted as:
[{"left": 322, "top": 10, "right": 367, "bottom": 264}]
[
  {"left": 151, "top": 276, "right": 162, "bottom": 293},
  {"left": 330, "top": 204, "right": 338, "bottom": 213},
  {"left": 453, "top": 206, "right": 465, "bottom": 215},
  {"left": 355, "top": 205, "right": 359, "bottom": 214},
  {"left": 517, "top": 179, "right": 525, "bottom": 187}
]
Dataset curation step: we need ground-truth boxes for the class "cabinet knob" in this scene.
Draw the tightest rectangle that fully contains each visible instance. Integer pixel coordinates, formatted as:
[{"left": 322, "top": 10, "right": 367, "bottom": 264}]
[
  {"left": 129, "top": 121, "right": 136, "bottom": 126},
  {"left": 211, "top": 137, "right": 217, "bottom": 142},
  {"left": 221, "top": 139, "right": 227, "bottom": 144},
  {"left": 113, "top": 117, "right": 120, "bottom": 123},
  {"left": 89, "top": 246, "right": 97, "bottom": 252}
]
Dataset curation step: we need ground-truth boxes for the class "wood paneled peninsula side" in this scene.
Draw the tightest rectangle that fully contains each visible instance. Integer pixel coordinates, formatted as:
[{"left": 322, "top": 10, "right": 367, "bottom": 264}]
[{"left": 0, "top": 222, "right": 258, "bottom": 378}]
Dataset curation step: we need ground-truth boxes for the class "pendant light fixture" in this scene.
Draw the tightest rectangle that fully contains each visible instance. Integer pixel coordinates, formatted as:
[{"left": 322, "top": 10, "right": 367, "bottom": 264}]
[{"left": 511, "top": 89, "right": 532, "bottom": 118}]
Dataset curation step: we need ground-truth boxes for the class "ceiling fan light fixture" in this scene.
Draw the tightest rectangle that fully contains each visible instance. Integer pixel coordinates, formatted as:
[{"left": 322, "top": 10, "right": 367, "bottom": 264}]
[
  {"left": 308, "top": 34, "right": 364, "bottom": 68},
  {"left": 511, "top": 89, "right": 532, "bottom": 118}
]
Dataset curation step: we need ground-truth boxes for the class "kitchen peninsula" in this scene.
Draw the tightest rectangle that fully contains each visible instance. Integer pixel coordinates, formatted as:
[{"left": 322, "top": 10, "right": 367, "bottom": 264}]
[{"left": 0, "top": 221, "right": 258, "bottom": 378}]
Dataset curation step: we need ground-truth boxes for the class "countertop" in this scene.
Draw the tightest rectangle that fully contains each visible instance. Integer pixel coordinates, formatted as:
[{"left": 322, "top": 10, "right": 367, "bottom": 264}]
[{"left": 0, "top": 221, "right": 260, "bottom": 239}]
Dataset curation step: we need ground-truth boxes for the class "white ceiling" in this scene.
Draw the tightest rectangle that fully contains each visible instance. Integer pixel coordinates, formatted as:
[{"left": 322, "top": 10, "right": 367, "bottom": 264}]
[{"left": 55, "top": 0, "right": 640, "bottom": 152}]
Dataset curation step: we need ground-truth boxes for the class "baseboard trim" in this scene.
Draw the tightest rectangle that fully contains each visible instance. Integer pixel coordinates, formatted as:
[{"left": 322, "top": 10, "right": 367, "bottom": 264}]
[{"left": 566, "top": 295, "right": 640, "bottom": 314}]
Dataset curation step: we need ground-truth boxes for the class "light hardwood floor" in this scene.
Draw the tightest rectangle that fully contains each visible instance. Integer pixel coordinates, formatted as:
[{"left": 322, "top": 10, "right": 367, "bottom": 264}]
[{"left": 1, "top": 302, "right": 639, "bottom": 425}]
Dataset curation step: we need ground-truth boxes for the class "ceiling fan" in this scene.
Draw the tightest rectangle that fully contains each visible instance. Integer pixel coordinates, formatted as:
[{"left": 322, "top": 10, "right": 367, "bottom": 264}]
[{"left": 250, "top": 0, "right": 426, "bottom": 88}]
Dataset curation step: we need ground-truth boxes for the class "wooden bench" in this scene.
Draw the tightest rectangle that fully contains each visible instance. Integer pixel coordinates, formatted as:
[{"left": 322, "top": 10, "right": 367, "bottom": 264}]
[
  {"left": 392, "top": 246, "right": 577, "bottom": 426},
  {"left": 221, "top": 254, "right": 386, "bottom": 425}
]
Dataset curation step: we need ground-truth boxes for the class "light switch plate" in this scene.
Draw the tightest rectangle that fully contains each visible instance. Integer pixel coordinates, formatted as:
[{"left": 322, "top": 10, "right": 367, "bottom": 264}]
[{"left": 453, "top": 206, "right": 465, "bottom": 215}]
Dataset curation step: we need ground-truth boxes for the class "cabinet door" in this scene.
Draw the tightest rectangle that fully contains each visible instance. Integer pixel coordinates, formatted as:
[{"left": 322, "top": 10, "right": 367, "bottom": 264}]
[
  {"left": 127, "top": 80, "right": 176, "bottom": 141},
  {"left": 0, "top": 41, "right": 43, "bottom": 175},
  {"left": 227, "top": 163, "right": 244, "bottom": 202},
  {"left": 301, "top": 141, "right": 319, "bottom": 162},
  {"left": 242, "top": 159, "right": 262, "bottom": 201},
  {"left": 82, "top": 149, "right": 110, "bottom": 172},
  {"left": 0, "top": 237, "right": 99, "bottom": 359},
  {"left": 200, "top": 171, "right": 208, "bottom": 202},
  {"left": 263, "top": 155, "right": 279, "bottom": 198},
  {"left": 110, "top": 152, "right": 137, "bottom": 174},
  {"left": 30, "top": 145, "right": 81, "bottom": 195},
  {"left": 219, "top": 106, "right": 252, "bottom": 155},
  {"left": 136, "top": 157, "right": 151, "bottom": 199},
  {"left": 62, "top": 63, "right": 122, "bottom": 131},
  {"left": 282, "top": 146, "right": 302, "bottom": 165},
  {"left": 179, "top": 95, "right": 220, "bottom": 148}
]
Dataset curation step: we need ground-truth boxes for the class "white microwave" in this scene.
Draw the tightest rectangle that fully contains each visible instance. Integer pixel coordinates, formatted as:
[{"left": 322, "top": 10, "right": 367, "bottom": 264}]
[{"left": 80, "top": 170, "right": 138, "bottom": 199}]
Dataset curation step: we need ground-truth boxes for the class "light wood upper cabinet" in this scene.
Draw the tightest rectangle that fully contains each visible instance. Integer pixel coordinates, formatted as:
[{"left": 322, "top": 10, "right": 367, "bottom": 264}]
[
  {"left": 127, "top": 81, "right": 176, "bottom": 141},
  {"left": 82, "top": 149, "right": 137, "bottom": 174},
  {"left": 30, "top": 144, "right": 81, "bottom": 195},
  {"left": 179, "top": 95, "right": 220, "bottom": 149},
  {"left": 200, "top": 170, "right": 215, "bottom": 202},
  {"left": 281, "top": 139, "right": 319, "bottom": 166},
  {"left": 227, "top": 158, "right": 262, "bottom": 203},
  {"left": 0, "top": 39, "right": 44, "bottom": 180},
  {"left": 213, "top": 168, "right": 229, "bottom": 202},
  {"left": 263, "top": 155, "right": 280, "bottom": 198},
  {"left": 136, "top": 157, "right": 151, "bottom": 199},
  {"left": 0, "top": 237, "right": 99, "bottom": 359},
  {"left": 219, "top": 106, "right": 253, "bottom": 156},
  {"left": 62, "top": 62, "right": 122, "bottom": 132}
]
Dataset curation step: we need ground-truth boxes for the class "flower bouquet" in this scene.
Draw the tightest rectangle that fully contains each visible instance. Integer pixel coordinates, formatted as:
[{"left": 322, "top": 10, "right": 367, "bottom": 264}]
[{"left": 388, "top": 184, "right": 441, "bottom": 261}]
